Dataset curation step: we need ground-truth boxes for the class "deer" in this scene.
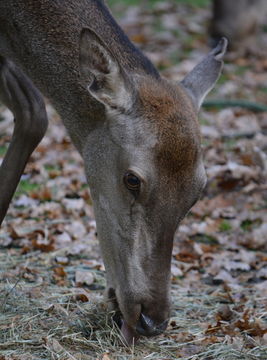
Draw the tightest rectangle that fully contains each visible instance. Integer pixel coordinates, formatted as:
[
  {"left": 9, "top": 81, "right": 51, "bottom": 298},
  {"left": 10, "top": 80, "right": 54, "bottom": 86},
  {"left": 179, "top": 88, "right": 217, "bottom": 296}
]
[
  {"left": 210, "top": 0, "right": 267, "bottom": 50},
  {"left": 0, "top": 0, "right": 227, "bottom": 345}
]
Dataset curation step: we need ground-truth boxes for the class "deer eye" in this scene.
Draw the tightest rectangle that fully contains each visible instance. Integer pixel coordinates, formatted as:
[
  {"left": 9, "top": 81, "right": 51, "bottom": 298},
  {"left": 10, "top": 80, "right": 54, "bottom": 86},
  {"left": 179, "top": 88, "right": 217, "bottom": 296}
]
[{"left": 123, "top": 172, "right": 141, "bottom": 194}]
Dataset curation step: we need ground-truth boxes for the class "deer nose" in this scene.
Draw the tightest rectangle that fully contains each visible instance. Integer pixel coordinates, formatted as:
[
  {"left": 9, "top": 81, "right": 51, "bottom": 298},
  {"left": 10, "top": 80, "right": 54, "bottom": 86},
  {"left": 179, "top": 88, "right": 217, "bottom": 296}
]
[{"left": 136, "top": 313, "right": 168, "bottom": 337}]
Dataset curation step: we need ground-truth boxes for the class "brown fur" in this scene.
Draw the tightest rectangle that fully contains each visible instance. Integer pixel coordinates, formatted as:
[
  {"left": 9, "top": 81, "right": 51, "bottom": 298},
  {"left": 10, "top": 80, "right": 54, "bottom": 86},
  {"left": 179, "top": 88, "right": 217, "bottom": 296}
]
[{"left": 138, "top": 78, "right": 201, "bottom": 181}]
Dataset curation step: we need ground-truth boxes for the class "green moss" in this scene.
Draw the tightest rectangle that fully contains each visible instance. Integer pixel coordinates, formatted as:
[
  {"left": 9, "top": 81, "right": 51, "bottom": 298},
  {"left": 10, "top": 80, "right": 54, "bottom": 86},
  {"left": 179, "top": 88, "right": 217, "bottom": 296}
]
[
  {"left": 183, "top": 0, "right": 210, "bottom": 7},
  {"left": 219, "top": 220, "right": 232, "bottom": 232},
  {"left": 44, "top": 164, "right": 61, "bottom": 172},
  {"left": 235, "top": 65, "right": 250, "bottom": 75},
  {"left": 108, "top": 0, "right": 161, "bottom": 7},
  {"left": 108, "top": 0, "right": 210, "bottom": 9},
  {"left": 191, "top": 233, "right": 219, "bottom": 245},
  {"left": 241, "top": 218, "right": 262, "bottom": 232},
  {"left": 224, "top": 138, "right": 237, "bottom": 150},
  {"left": 216, "top": 73, "right": 228, "bottom": 85},
  {"left": 15, "top": 179, "right": 40, "bottom": 197},
  {"left": 259, "top": 87, "right": 267, "bottom": 93},
  {"left": 200, "top": 117, "right": 210, "bottom": 126},
  {"left": 0, "top": 145, "right": 7, "bottom": 157}
]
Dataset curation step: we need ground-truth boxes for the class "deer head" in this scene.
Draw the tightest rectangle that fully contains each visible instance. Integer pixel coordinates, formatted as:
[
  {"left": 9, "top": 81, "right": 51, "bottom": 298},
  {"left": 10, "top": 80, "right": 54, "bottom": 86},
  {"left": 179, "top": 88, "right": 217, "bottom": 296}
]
[{"left": 79, "top": 28, "right": 227, "bottom": 342}]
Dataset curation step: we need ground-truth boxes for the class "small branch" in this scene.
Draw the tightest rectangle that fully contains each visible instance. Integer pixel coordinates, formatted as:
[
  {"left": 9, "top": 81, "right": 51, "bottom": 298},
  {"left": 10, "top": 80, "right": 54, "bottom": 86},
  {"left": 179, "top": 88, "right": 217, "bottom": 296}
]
[{"left": 203, "top": 99, "right": 267, "bottom": 112}]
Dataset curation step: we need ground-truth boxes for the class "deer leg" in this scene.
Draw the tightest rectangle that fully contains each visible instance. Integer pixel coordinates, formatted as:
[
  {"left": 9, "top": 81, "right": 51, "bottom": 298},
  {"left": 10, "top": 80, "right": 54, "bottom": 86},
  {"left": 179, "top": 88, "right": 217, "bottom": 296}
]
[{"left": 0, "top": 56, "right": 48, "bottom": 225}]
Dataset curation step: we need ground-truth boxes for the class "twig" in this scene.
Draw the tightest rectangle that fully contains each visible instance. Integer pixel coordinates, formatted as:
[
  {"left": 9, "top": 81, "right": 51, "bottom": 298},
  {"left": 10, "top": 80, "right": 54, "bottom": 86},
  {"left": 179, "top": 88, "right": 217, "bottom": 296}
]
[
  {"left": 203, "top": 99, "right": 267, "bottom": 112},
  {"left": 0, "top": 276, "right": 21, "bottom": 311}
]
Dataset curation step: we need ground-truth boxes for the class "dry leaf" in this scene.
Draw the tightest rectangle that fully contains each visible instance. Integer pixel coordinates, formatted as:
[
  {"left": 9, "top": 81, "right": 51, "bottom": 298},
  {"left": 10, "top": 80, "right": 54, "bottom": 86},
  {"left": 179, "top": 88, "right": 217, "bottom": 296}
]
[{"left": 75, "top": 270, "right": 94, "bottom": 286}]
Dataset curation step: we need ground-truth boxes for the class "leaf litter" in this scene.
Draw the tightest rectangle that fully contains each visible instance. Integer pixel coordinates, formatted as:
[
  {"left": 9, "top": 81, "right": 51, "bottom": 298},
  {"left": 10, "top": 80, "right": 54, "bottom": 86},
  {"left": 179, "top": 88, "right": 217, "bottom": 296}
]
[{"left": 0, "top": 1, "right": 267, "bottom": 359}]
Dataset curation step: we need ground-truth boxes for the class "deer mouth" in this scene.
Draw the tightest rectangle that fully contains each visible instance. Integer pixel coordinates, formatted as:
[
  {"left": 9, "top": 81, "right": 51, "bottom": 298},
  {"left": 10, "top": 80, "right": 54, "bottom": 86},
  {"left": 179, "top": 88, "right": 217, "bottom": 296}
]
[
  {"left": 107, "top": 287, "right": 139, "bottom": 345},
  {"left": 107, "top": 287, "right": 168, "bottom": 345}
]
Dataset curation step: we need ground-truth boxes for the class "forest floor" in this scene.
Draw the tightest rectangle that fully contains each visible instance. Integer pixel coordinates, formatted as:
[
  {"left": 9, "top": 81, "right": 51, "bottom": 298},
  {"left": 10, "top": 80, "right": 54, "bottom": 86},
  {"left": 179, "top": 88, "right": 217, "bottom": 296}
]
[{"left": 0, "top": 1, "right": 267, "bottom": 359}]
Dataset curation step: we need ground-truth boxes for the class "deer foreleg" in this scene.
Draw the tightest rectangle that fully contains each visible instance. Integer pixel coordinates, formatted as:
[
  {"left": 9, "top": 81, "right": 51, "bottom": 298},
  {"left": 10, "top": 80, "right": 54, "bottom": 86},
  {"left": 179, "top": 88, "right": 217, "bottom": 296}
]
[{"left": 0, "top": 56, "right": 48, "bottom": 225}]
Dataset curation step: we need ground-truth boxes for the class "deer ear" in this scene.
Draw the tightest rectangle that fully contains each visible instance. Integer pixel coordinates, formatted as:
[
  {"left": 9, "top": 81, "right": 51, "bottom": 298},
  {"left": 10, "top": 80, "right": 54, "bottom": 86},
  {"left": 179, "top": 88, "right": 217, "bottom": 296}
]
[
  {"left": 79, "top": 28, "right": 133, "bottom": 111},
  {"left": 181, "top": 37, "right": 228, "bottom": 111}
]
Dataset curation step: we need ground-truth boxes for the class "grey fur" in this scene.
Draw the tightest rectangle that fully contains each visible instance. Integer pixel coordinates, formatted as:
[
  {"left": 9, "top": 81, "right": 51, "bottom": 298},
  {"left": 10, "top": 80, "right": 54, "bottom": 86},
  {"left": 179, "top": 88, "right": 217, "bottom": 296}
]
[{"left": 0, "top": 0, "right": 226, "bottom": 338}]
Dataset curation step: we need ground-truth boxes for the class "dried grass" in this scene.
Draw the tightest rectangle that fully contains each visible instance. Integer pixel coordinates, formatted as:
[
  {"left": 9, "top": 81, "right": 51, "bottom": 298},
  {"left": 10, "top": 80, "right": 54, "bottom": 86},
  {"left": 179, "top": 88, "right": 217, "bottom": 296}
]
[{"left": 0, "top": 249, "right": 267, "bottom": 360}]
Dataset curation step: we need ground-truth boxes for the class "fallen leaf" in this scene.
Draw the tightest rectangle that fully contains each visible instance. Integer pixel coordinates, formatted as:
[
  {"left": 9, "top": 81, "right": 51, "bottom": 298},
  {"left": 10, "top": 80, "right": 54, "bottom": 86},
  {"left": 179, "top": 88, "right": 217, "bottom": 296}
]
[{"left": 75, "top": 270, "right": 94, "bottom": 286}]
